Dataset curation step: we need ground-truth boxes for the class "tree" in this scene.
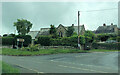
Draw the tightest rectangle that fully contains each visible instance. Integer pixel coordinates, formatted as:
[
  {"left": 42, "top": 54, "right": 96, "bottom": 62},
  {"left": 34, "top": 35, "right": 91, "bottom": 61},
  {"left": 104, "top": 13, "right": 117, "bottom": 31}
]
[
  {"left": 49, "top": 24, "right": 57, "bottom": 38},
  {"left": 84, "top": 30, "right": 95, "bottom": 50},
  {"left": 66, "top": 26, "right": 74, "bottom": 37},
  {"left": 3, "top": 34, "right": 8, "bottom": 37},
  {"left": 84, "top": 30, "right": 95, "bottom": 43},
  {"left": 14, "top": 19, "right": 32, "bottom": 35}
]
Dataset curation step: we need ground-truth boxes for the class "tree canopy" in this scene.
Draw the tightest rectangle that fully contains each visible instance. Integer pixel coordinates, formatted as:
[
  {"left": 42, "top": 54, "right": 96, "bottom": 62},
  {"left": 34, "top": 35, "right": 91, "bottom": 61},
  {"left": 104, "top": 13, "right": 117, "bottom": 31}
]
[
  {"left": 84, "top": 30, "right": 95, "bottom": 43},
  {"left": 49, "top": 24, "right": 57, "bottom": 38},
  {"left": 14, "top": 19, "right": 32, "bottom": 35},
  {"left": 66, "top": 26, "right": 74, "bottom": 37}
]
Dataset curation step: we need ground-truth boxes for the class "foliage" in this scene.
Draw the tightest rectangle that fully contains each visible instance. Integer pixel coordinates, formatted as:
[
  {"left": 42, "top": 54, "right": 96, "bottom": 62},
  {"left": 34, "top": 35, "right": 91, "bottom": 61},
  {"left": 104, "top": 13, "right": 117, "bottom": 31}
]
[
  {"left": 3, "top": 34, "right": 8, "bottom": 37},
  {"left": 92, "top": 42, "right": 120, "bottom": 50},
  {"left": 117, "top": 36, "right": 120, "bottom": 42},
  {"left": 66, "top": 26, "right": 74, "bottom": 37},
  {"left": 8, "top": 33, "right": 15, "bottom": 37},
  {"left": 49, "top": 24, "right": 56, "bottom": 34},
  {"left": 50, "top": 35, "right": 85, "bottom": 47},
  {"left": 38, "top": 36, "right": 51, "bottom": 46},
  {"left": 21, "top": 44, "right": 40, "bottom": 52},
  {"left": 84, "top": 30, "right": 95, "bottom": 43},
  {"left": 2, "top": 37, "right": 14, "bottom": 45},
  {"left": 14, "top": 35, "right": 32, "bottom": 47},
  {"left": 14, "top": 19, "right": 32, "bottom": 35},
  {"left": 49, "top": 24, "right": 58, "bottom": 38},
  {"left": 96, "top": 33, "right": 117, "bottom": 42}
]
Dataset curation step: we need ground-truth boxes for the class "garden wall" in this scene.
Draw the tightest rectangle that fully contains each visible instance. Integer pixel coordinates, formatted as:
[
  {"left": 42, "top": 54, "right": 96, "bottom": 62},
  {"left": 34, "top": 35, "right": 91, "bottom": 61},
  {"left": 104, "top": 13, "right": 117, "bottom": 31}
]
[{"left": 39, "top": 46, "right": 76, "bottom": 49}]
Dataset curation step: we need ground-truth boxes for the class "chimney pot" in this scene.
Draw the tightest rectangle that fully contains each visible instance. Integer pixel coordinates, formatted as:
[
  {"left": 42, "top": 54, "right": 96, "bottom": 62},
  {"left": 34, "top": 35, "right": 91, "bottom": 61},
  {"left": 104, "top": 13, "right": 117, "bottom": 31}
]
[
  {"left": 103, "top": 23, "right": 106, "bottom": 26},
  {"left": 72, "top": 24, "right": 74, "bottom": 27},
  {"left": 111, "top": 23, "right": 113, "bottom": 25}
]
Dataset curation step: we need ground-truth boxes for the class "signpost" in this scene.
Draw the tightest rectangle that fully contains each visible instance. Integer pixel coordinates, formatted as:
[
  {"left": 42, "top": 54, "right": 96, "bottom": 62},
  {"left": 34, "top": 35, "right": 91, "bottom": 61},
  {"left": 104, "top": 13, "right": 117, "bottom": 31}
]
[{"left": 17, "top": 38, "right": 24, "bottom": 49}]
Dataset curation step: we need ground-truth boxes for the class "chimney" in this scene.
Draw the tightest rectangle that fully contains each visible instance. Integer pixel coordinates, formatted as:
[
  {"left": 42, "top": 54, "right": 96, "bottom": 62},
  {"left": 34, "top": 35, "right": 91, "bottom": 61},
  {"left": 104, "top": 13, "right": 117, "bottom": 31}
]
[
  {"left": 111, "top": 23, "right": 113, "bottom": 25},
  {"left": 103, "top": 23, "right": 106, "bottom": 26},
  {"left": 72, "top": 24, "right": 74, "bottom": 27}
]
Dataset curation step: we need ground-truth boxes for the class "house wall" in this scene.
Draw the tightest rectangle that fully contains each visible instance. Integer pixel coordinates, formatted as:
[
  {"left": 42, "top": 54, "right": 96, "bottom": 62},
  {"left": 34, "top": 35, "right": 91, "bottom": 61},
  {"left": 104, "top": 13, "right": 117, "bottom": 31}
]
[{"left": 56, "top": 25, "right": 67, "bottom": 37}]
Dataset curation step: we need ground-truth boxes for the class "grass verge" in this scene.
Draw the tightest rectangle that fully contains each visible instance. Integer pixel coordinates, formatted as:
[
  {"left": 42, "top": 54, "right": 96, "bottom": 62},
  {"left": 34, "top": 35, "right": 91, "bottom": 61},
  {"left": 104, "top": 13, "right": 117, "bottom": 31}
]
[
  {"left": 1, "top": 48, "right": 119, "bottom": 56},
  {"left": 0, "top": 61, "right": 19, "bottom": 74}
]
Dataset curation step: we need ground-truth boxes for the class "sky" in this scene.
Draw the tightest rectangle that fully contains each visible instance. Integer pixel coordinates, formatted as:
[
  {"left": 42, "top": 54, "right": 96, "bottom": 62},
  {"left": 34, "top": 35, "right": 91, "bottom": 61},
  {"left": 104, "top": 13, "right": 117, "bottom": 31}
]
[{"left": 1, "top": 1, "right": 119, "bottom": 35}]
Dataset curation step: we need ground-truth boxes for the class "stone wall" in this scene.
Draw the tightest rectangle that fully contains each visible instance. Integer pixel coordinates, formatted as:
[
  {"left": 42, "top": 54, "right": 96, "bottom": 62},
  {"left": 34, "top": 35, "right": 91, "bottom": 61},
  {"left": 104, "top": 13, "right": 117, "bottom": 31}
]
[{"left": 39, "top": 46, "right": 76, "bottom": 49}]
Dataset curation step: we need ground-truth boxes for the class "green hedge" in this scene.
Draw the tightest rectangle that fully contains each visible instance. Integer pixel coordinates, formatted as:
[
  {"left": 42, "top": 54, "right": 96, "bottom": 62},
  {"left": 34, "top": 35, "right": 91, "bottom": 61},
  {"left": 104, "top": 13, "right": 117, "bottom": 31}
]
[
  {"left": 37, "top": 36, "right": 51, "bottom": 46},
  {"left": 50, "top": 36, "right": 78, "bottom": 47},
  {"left": 14, "top": 35, "right": 32, "bottom": 47},
  {"left": 2, "top": 37, "right": 14, "bottom": 45},
  {"left": 92, "top": 43, "right": 120, "bottom": 50},
  {"left": 36, "top": 35, "right": 86, "bottom": 47}
]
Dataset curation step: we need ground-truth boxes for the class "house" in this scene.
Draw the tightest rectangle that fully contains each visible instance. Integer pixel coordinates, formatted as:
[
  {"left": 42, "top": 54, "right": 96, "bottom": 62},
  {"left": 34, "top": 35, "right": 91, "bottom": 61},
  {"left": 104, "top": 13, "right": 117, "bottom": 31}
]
[
  {"left": 95, "top": 23, "right": 118, "bottom": 35},
  {"left": 36, "top": 24, "right": 85, "bottom": 38},
  {"left": 28, "top": 31, "right": 39, "bottom": 40}
]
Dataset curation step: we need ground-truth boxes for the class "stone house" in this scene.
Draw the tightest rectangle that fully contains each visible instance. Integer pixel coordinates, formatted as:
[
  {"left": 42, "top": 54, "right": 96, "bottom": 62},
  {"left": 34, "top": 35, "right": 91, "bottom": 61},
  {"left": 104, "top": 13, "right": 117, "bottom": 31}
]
[
  {"left": 95, "top": 23, "right": 118, "bottom": 35},
  {"left": 36, "top": 24, "right": 85, "bottom": 38}
]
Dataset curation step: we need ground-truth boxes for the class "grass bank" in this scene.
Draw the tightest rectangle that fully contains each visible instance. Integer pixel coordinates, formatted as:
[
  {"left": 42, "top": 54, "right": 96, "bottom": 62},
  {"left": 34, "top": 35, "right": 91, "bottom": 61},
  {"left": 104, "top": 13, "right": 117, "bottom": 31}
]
[
  {"left": 1, "top": 48, "right": 119, "bottom": 56},
  {"left": 0, "top": 61, "right": 19, "bottom": 74}
]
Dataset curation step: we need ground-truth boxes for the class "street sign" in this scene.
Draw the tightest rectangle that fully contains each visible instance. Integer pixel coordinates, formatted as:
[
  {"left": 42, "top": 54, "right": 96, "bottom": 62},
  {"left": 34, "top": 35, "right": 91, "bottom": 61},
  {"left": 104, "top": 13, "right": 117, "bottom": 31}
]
[{"left": 17, "top": 39, "right": 24, "bottom": 42}]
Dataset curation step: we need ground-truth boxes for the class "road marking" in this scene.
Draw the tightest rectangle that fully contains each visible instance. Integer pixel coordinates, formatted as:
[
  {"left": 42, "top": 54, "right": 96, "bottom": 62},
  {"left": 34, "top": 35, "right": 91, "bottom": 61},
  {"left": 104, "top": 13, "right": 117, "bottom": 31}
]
[
  {"left": 15, "top": 64, "right": 44, "bottom": 73},
  {"left": 58, "top": 65, "right": 108, "bottom": 73},
  {"left": 50, "top": 60, "right": 114, "bottom": 70}
]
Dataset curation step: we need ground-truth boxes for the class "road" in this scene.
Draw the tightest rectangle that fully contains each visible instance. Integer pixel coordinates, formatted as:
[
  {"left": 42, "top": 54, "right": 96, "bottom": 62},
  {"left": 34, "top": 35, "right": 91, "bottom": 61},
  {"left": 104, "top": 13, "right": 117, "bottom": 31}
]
[{"left": 1, "top": 52, "right": 119, "bottom": 73}]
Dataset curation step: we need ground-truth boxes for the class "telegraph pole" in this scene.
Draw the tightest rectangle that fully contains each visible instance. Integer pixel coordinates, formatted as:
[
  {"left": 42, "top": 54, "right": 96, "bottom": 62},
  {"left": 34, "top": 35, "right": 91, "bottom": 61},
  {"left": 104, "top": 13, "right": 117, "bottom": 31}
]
[{"left": 78, "top": 11, "right": 80, "bottom": 49}]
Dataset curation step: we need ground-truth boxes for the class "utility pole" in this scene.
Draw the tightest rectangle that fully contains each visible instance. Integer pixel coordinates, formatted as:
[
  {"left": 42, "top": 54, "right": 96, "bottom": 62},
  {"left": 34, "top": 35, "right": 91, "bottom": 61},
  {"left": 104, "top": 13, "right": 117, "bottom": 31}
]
[{"left": 78, "top": 11, "right": 80, "bottom": 49}]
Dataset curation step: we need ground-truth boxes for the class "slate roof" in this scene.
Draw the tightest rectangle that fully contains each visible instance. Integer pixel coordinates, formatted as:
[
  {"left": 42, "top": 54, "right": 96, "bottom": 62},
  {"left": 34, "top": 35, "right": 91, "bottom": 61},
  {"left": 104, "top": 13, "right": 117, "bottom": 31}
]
[{"left": 95, "top": 25, "right": 117, "bottom": 34}]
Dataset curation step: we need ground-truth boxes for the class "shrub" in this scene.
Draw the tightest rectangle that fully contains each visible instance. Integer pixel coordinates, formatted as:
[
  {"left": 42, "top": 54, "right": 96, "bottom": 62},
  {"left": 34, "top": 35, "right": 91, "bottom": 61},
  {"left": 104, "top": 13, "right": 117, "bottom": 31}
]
[
  {"left": 14, "top": 35, "right": 32, "bottom": 47},
  {"left": 2, "top": 37, "right": 14, "bottom": 45},
  {"left": 92, "top": 42, "right": 120, "bottom": 50},
  {"left": 37, "top": 36, "right": 51, "bottom": 46},
  {"left": 20, "top": 44, "right": 40, "bottom": 52}
]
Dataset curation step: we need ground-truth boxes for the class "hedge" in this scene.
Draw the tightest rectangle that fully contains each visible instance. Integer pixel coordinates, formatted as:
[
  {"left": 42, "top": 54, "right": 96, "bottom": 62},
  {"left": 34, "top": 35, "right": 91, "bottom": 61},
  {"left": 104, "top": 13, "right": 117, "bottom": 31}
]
[
  {"left": 37, "top": 35, "right": 86, "bottom": 47},
  {"left": 92, "top": 42, "right": 120, "bottom": 50},
  {"left": 2, "top": 37, "right": 14, "bottom": 45},
  {"left": 14, "top": 35, "right": 32, "bottom": 47},
  {"left": 37, "top": 36, "right": 51, "bottom": 46}
]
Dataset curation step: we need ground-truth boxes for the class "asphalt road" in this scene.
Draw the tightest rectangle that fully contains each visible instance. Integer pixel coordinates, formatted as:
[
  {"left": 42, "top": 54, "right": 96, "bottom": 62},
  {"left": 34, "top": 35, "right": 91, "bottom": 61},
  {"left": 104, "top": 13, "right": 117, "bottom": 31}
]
[{"left": 1, "top": 52, "right": 119, "bottom": 73}]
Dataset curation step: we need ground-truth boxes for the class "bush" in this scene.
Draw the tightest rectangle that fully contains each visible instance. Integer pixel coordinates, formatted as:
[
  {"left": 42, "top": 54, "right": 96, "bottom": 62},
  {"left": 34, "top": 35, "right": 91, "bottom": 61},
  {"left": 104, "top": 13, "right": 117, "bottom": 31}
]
[
  {"left": 14, "top": 35, "right": 32, "bottom": 47},
  {"left": 92, "top": 42, "right": 120, "bottom": 50},
  {"left": 37, "top": 36, "right": 51, "bottom": 46},
  {"left": 20, "top": 44, "right": 40, "bottom": 52},
  {"left": 2, "top": 37, "right": 14, "bottom": 45}
]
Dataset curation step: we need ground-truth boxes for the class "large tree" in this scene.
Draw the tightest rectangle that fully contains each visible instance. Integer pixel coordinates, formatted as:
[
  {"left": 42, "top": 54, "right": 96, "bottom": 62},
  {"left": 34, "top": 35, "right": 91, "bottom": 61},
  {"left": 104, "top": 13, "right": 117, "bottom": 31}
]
[
  {"left": 49, "top": 24, "right": 57, "bottom": 38},
  {"left": 14, "top": 19, "right": 32, "bottom": 35},
  {"left": 66, "top": 26, "right": 74, "bottom": 37}
]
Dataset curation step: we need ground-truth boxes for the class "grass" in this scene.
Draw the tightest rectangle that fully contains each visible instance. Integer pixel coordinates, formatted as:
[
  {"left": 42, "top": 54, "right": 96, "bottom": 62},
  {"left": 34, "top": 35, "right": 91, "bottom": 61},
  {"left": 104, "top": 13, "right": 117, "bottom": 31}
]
[
  {"left": 88, "top": 49, "right": 119, "bottom": 52},
  {"left": 1, "top": 48, "right": 119, "bottom": 56},
  {"left": 2, "top": 48, "right": 87, "bottom": 56},
  {"left": 0, "top": 61, "right": 19, "bottom": 74}
]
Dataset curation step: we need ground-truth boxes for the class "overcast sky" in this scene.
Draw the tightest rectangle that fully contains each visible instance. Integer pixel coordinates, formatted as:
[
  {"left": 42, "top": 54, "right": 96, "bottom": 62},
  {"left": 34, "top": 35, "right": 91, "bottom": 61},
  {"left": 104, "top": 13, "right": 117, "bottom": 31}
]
[{"left": 1, "top": 2, "right": 118, "bottom": 35}]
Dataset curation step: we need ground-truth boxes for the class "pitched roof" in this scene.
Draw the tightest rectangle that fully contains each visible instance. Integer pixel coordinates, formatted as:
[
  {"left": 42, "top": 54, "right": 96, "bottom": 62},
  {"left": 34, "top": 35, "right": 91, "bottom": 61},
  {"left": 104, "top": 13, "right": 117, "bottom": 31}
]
[
  {"left": 28, "top": 31, "right": 39, "bottom": 39},
  {"left": 95, "top": 25, "right": 117, "bottom": 34}
]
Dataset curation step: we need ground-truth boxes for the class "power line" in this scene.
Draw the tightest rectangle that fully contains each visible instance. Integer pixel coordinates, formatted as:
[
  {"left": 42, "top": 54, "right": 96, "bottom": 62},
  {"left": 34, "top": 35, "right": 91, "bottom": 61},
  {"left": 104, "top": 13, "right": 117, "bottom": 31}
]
[{"left": 81, "top": 8, "right": 118, "bottom": 12}]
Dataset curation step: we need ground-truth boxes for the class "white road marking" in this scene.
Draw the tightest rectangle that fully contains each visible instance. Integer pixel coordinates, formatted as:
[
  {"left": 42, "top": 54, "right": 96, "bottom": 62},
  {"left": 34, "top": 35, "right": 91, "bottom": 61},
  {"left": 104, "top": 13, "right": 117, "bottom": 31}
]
[
  {"left": 58, "top": 65, "right": 108, "bottom": 73},
  {"left": 15, "top": 64, "right": 44, "bottom": 73},
  {"left": 50, "top": 60, "right": 113, "bottom": 70}
]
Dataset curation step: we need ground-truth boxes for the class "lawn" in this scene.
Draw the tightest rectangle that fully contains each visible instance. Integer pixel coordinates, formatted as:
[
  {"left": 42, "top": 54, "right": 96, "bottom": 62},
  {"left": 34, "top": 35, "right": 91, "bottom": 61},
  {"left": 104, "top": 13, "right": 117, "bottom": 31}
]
[
  {"left": 0, "top": 61, "right": 19, "bottom": 74},
  {"left": 1, "top": 48, "right": 119, "bottom": 56}
]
